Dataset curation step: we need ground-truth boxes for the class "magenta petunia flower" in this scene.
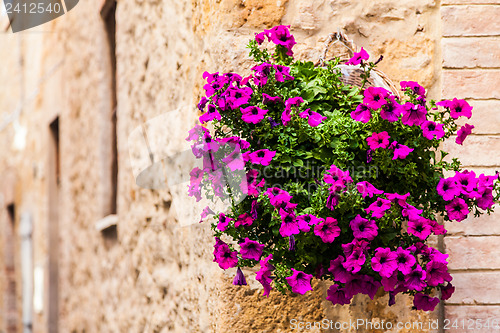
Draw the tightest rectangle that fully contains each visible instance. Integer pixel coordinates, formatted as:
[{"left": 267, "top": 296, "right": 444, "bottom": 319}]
[
  {"left": 262, "top": 93, "right": 282, "bottom": 105},
  {"left": 225, "top": 86, "right": 253, "bottom": 109},
  {"left": 328, "top": 256, "right": 352, "bottom": 283},
  {"left": 436, "top": 177, "right": 460, "bottom": 201},
  {"left": 350, "top": 215, "right": 378, "bottom": 240},
  {"left": 380, "top": 96, "right": 403, "bottom": 122},
  {"left": 314, "top": 217, "right": 341, "bottom": 243},
  {"left": 361, "top": 275, "right": 382, "bottom": 300},
  {"left": 363, "top": 87, "right": 389, "bottom": 110},
  {"left": 214, "top": 243, "right": 239, "bottom": 270},
  {"left": 254, "top": 31, "right": 267, "bottom": 45},
  {"left": 233, "top": 267, "right": 247, "bottom": 285},
  {"left": 235, "top": 213, "right": 254, "bottom": 228},
  {"left": 199, "top": 206, "right": 215, "bottom": 223},
  {"left": 478, "top": 188, "right": 495, "bottom": 210},
  {"left": 392, "top": 142, "right": 414, "bottom": 160},
  {"left": 197, "top": 96, "right": 208, "bottom": 111},
  {"left": 385, "top": 192, "right": 410, "bottom": 205},
  {"left": 407, "top": 218, "right": 433, "bottom": 240},
  {"left": 326, "top": 284, "right": 352, "bottom": 305},
  {"left": 413, "top": 293, "right": 440, "bottom": 311},
  {"left": 296, "top": 214, "right": 323, "bottom": 232},
  {"left": 437, "top": 98, "right": 472, "bottom": 119},
  {"left": 366, "top": 131, "right": 390, "bottom": 150},
  {"left": 298, "top": 109, "right": 327, "bottom": 127},
  {"left": 324, "top": 164, "right": 353, "bottom": 189},
  {"left": 252, "top": 63, "right": 273, "bottom": 86},
  {"left": 395, "top": 247, "right": 416, "bottom": 275},
  {"left": 456, "top": 123, "right": 474, "bottom": 145},
  {"left": 401, "top": 102, "right": 427, "bottom": 126},
  {"left": 356, "top": 181, "right": 384, "bottom": 198},
  {"left": 343, "top": 248, "right": 366, "bottom": 274},
  {"left": 441, "top": 283, "right": 455, "bottom": 301},
  {"left": 274, "top": 65, "right": 294, "bottom": 82},
  {"left": 217, "top": 213, "right": 233, "bottom": 231},
  {"left": 404, "top": 265, "right": 427, "bottom": 291},
  {"left": 351, "top": 103, "right": 372, "bottom": 123},
  {"left": 421, "top": 120, "right": 445, "bottom": 140},
  {"left": 239, "top": 238, "right": 265, "bottom": 261},
  {"left": 256, "top": 254, "right": 274, "bottom": 296},
  {"left": 454, "top": 170, "right": 478, "bottom": 194},
  {"left": 425, "top": 260, "right": 452, "bottom": 287},
  {"left": 445, "top": 197, "right": 469, "bottom": 221},
  {"left": 371, "top": 247, "right": 398, "bottom": 278},
  {"left": 284, "top": 96, "right": 304, "bottom": 110},
  {"left": 245, "top": 149, "right": 276, "bottom": 166},
  {"left": 381, "top": 272, "right": 399, "bottom": 292},
  {"left": 286, "top": 268, "right": 313, "bottom": 295},
  {"left": 265, "top": 25, "right": 296, "bottom": 56},
  {"left": 401, "top": 81, "right": 426, "bottom": 96},
  {"left": 266, "top": 187, "right": 292, "bottom": 206},
  {"left": 279, "top": 209, "right": 300, "bottom": 237},
  {"left": 365, "top": 198, "right": 392, "bottom": 219},
  {"left": 288, "top": 235, "right": 296, "bottom": 251},
  {"left": 346, "top": 47, "right": 369, "bottom": 65},
  {"left": 241, "top": 105, "right": 268, "bottom": 124}
]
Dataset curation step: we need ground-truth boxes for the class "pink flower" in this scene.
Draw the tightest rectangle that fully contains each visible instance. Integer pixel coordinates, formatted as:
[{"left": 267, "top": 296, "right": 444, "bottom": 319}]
[
  {"left": 298, "top": 109, "right": 327, "bottom": 127},
  {"left": 356, "top": 181, "right": 384, "bottom": 198},
  {"left": 314, "top": 217, "right": 341, "bottom": 243},
  {"left": 233, "top": 267, "right": 247, "bottom": 285},
  {"left": 235, "top": 213, "right": 254, "bottom": 228},
  {"left": 391, "top": 142, "right": 414, "bottom": 160},
  {"left": 326, "top": 284, "right": 352, "bottom": 305},
  {"left": 401, "top": 102, "right": 427, "bottom": 126},
  {"left": 407, "top": 218, "right": 433, "bottom": 240},
  {"left": 256, "top": 254, "right": 274, "bottom": 296},
  {"left": 328, "top": 256, "right": 352, "bottom": 283},
  {"left": 413, "top": 293, "right": 440, "bottom": 311},
  {"left": 199, "top": 104, "right": 222, "bottom": 123},
  {"left": 456, "top": 123, "right": 474, "bottom": 145},
  {"left": 371, "top": 247, "right": 397, "bottom": 278},
  {"left": 421, "top": 121, "right": 445, "bottom": 140},
  {"left": 401, "top": 81, "right": 426, "bottom": 97},
  {"left": 366, "top": 131, "right": 390, "bottom": 149},
  {"left": 351, "top": 103, "right": 372, "bottom": 123},
  {"left": 365, "top": 198, "right": 392, "bottom": 219},
  {"left": 404, "top": 265, "right": 427, "bottom": 291},
  {"left": 241, "top": 105, "right": 268, "bottom": 124},
  {"left": 425, "top": 260, "right": 452, "bottom": 287},
  {"left": 265, "top": 25, "right": 296, "bottom": 57},
  {"left": 254, "top": 31, "right": 266, "bottom": 44},
  {"left": 274, "top": 65, "right": 294, "bottom": 82},
  {"left": 395, "top": 247, "right": 416, "bottom": 275},
  {"left": 346, "top": 47, "right": 369, "bottom": 65},
  {"left": 239, "top": 238, "right": 265, "bottom": 261},
  {"left": 286, "top": 268, "right": 313, "bottom": 294},
  {"left": 217, "top": 213, "right": 233, "bottom": 231},
  {"left": 296, "top": 214, "right": 323, "bottom": 232},
  {"left": 441, "top": 283, "right": 455, "bottom": 301},
  {"left": 262, "top": 93, "right": 282, "bottom": 105},
  {"left": 282, "top": 96, "right": 304, "bottom": 125},
  {"left": 445, "top": 197, "right": 469, "bottom": 221},
  {"left": 437, "top": 98, "right": 472, "bottom": 119},
  {"left": 245, "top": 149, "right": 276, "bottom": 166},
  {"left": 437, "top": 177, "right": 461, "bottom": 201},
  {"left": 279, "top": 209, "right": 300, "bottom": 237},
  {"left": 363, "top": 87, "right": 389, "bottom": 110},
  {"left": 214, "top": 242, "right": 238, "bottom": 270},
  {"left": 350, "top": 215, "right": 378, "bottom": 240},
  {"left": 380, "top": 96, "right": 403, "bottom": 122}
]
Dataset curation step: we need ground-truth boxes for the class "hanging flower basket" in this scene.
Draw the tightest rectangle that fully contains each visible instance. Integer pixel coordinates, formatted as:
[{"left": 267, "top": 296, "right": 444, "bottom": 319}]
[{"left": 187, "top": 26, "right": 500, "bottom": 311}]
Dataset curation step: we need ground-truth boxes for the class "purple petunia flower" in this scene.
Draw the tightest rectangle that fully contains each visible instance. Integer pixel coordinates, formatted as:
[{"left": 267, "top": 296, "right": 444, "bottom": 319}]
[
  {"left": 371, "top": 247, "right": 398, "bottom": 278},
  {"left": 288, "top": 235, "right": 296, "bottom": 251},
  {"left": 346, "top": 47, "right": 369, "bottom": 65},
  {"left": 328, "top": 256, "right": 352, "bottom": 283},
  {"left": 296, "top": 214, "right": 323, "bottom": 232},
  {"left": 404, "top": 265, "right": 427, "bottom": 291},
  {"left": 365, "top": 198, "right": 392, "bottom": 219},
  {"left": 413, "top": 293, "right": 440, "bottom": 311},
  {"left": 256, "top": 254, "right": 274, "bottom": 297},
  {"left": 421, "top": 120, "right": 445, "bottom": 140},
  {"left": 407, "top": 218, "right": 433, "bottom": 240},
  {"left": 436, "top": 177, "right": 460, "bottom": 201},
  {"left": 351, "top": 103, "right": 372, "bottom": 123},
  {"left": 441, "top": 283, "right": 455, "bottom": 301},
  {"left": 265, "top": 25, "right": 297, "bottom": 57},
  {"left": 350, "top": 215, "right": 378, "bottom": 240},
  {"left": 391, "top": 141, "right": 414, "bottom": 160},
  {"left": 245, "top": 149, "right": 276, "bottom": 166},
  {"left": 233, "top": 267, "right": 247, "bottom": 285},
  {"left": 356, "top": 181, "right": 384, "bottom": 198},
  {"left": 286, "top": 268, "right": 313, "bottom": 295},
  {"left": 214, "top": 242, "right": 239, "bottom": 270},
  {"left": 239, "top": 238, "right": 265, "bottom": 261},
  {"left": 225, "top": 86, "right": 253, "bottom": 109},
  {"left": 437, "top": 98, "right": 472, "bottom": 119},
  {"left": 279, "top": 209, "right": 300, "bottom": 237},
  {"left": 252, "top": 63, "right": 273, "bottom": 87},
  {"left": 380, "top": 96, "right": 403, "bottom": 122},
  {"left": 314, "top": 217, "right": 341, "bottom": 243},
  {"left": 395, "top": 247, "right": 416, "bottom": 275},
  {"left": 400, "top": 81, "right": 426, "bottom": 97},
  {"left": 267, "top": 117, "right": 279, "bottom": 128},
  {"left": 298, "top": 109, "right": 327, "bottom": 127},
  {"left": 326, "top": 193, "right": 339, "bottom": 211},
  {"left": 197, "top": 96, "right": 208, "bottom": 111},
  {"left": 425, "top": 260, "right": 452, "bottom": 287},
  {"left": 363, "top": 87, "right": 389, "bottom": 110},
  {"left": 343, "top": 248, "right": 366, "bottom": 274},
  {"left": 262, "top": 93, "right": 282, "bottom": 105},
  {"left": 241, "top": 105, "right": 268, "bottom": 124},
  {"left": 217, "top": 213, "right": 233, "bottom": 231},
  {"left": 445, "top": 197, "right": 469, "bottom": 221},
  {"left": 326, "top": 284, "right": 352, "bottom": 305},
  {"left": 234, "top": 213, "right": 254, "bottom": 228},
  {"left": 456, "top": 123, "right": 474, "bottom": 145},
  {"left": 366, "top": 131, "right": 390, "bottom": 150},
  {"left": 274, "top": 65, "right": 294, "bottom": 82},
  {"left": 385, "top": 192, "right": 410, "bottom": 205},
  {"left": 255, "top": 31, "right": 266, "bottom": 45},
  {"left": 401, "top": 102, "right": 427, "bottom": 126}
]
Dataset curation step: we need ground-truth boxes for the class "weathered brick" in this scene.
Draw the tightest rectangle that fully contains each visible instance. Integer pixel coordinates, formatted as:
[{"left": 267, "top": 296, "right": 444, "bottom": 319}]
[
  {"left": 442, "top": 6, "right": 500, "bottom": 36},
  {"left": 443, "top": 70, "right": 500, "bottom": 99},
  {"left": 446, "top": 272, "right": 500, "bottom": 304},
  {"left": 445, "top": 236, "right": 500, "bottom": 270},
  {"left": 445, "top": 306, "right": 500, "bottom": 333},
  {"left": 443, "top": 37, "right": 500, "bottom": 68},
  {"left": 445, "top": 209, "right": 500, "bottom": 236},
  {"left": 442, "top": 135, "right": 500, "bottom": 166},
  {"left": 455, "top": 100, "right": 500, "bottom": 135},
  {"left": 443, "top": 0, "right": 500, "bottom": 4}
]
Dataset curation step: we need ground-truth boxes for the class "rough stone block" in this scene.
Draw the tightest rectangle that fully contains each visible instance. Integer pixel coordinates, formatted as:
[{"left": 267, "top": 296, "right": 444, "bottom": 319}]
[
  {"left": 445, "top": 306, "right": 500, "bottom": 333},
  {"left": 446, "top": 272, "right": 500, "bottom": 304},
  {"left": 445, "top": 236, "right": 500, "bottom": 270},
  {"left": 455, "top": 100, "right": 500, "bottom": 135},
  {"left": 443, "top": 70, "right": 500, "bottom": 99},
  {"left": 441, "top": 135, "right": 500, "bottom": 167},
  {"left": 443, "top": 37, "right": 500, "bottom": 68},
  {"left": 442, "top": 6, "right": 500, "bottom": 36},
  {"left": 445, "top": 209, "right": 500, "bottom": 236}
]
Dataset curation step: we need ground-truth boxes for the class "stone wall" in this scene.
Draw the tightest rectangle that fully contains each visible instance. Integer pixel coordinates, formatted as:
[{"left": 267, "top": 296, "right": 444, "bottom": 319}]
[{"left": 0, "top": 0, "right": 497, "bottom": 332}]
